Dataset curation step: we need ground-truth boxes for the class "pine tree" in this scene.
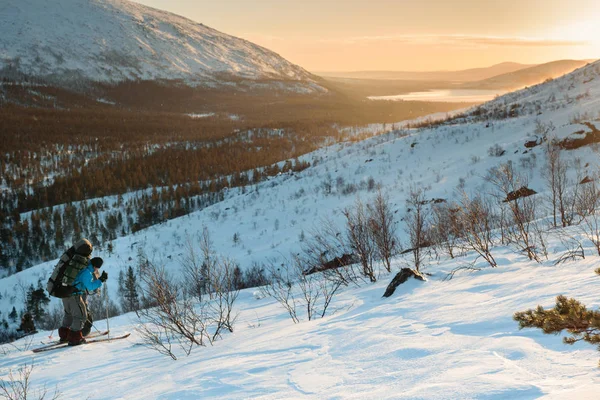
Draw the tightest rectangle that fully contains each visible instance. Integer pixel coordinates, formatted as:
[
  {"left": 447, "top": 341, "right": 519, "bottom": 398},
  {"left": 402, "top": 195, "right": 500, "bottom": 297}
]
[
  {"left": 514, "top": 268, "right": 600, "bottom": 366},
  {"left": 233, "top": 266, "right": 244, "bottom": 290},
  {"left": 9, "top": 306, "right": 17, "bottom": 322},
  {"left": 122, "top": 266, "right": 139, "bottom": 313},
  {"left": 118, "top": 269, "right": 126, "bottom": 308},
  {"left": 26, "top": 284, "right": 50, "bottom": 321}
]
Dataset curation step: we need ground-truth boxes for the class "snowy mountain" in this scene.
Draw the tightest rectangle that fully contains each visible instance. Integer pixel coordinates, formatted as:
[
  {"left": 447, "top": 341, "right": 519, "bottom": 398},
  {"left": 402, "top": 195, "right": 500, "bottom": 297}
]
[
  {"left": 1, "top": 61, "right": 599, "bottom": 397},
  {"left": 0, "top": 0, "right": 322, "bottom": 90},
  {"left": 462, "top": 59, "right": 592, "bottom": 90}
]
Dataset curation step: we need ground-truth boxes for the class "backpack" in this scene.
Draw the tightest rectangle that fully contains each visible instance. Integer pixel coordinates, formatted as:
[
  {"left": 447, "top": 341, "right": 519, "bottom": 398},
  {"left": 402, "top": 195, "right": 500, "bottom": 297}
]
[{"left": 47, "top": 239, "right": 93, "bottom": 298}]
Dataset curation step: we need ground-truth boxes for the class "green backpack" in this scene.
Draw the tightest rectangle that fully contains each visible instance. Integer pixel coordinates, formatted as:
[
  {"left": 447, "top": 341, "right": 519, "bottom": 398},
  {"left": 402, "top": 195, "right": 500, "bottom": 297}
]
[{"left": 47, "top": 239, "right": 93, "bottom": 298}]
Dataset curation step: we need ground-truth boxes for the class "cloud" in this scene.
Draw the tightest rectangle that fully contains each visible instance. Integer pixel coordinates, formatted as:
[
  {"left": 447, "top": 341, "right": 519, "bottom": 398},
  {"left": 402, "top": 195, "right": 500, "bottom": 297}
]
[{"left": 323, "top": 34, "right": 588, "bottom": 48}]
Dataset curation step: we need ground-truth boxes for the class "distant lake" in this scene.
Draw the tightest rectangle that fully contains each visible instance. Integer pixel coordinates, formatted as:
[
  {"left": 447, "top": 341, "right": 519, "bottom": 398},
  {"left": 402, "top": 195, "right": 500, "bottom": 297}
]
[{"left": 368, "top": 89, "right": 506, "bottom": 103}]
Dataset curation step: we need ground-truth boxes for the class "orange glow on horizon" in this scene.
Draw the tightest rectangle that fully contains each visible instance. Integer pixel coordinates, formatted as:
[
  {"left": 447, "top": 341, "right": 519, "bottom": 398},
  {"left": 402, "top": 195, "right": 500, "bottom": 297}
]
[{"left": 133, "top": 0, "right": 600, "bottom": 71}]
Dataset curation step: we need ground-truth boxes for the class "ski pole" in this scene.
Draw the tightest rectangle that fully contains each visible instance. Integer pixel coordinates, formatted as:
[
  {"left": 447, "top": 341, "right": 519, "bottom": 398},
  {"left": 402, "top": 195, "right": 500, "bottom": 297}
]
[
  {"left": 91, "top": 322, "right": 102, "bottom": 334},
  {"left": 105, "top": 282, "right": 110, "bottom": 339}
]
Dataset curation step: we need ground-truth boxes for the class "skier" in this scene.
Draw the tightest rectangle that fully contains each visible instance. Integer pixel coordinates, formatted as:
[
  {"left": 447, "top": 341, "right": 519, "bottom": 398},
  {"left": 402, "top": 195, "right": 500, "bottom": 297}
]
[{"left": 58, "top": 257, "right": 108, "bottom": 346}]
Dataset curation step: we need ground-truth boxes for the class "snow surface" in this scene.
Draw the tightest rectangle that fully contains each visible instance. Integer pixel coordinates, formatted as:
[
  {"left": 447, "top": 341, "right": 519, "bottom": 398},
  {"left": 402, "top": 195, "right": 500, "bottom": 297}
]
[
  {"left": 2, "top": 244, "right": 599, "bottom": 399},
  {"left": 1, "top": 61, "right": 600, "bottom": 398},
  {"left": 0, "top": 0, "right": 321, "bottom": 89}
]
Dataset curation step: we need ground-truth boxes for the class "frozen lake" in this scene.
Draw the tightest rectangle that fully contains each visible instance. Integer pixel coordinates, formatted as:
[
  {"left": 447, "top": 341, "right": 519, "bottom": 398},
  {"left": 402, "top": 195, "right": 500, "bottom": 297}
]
[{"left": 368, "top": 89, "right": 506, "bottom": 103}]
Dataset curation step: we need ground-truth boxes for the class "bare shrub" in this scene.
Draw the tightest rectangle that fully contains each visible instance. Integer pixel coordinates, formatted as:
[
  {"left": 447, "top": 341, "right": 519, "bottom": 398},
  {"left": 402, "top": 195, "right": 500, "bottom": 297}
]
[
  {"left": 575, "top": 179, "right": 600, "bottom": 255},
  {"left": 260, "top": 255, "right": 343, "bottom": 323},
  {"left": 554, "top": 235, "right": 585, "bottom": 265},
  {"left": 180, "top": 233, "right": 207, "bottom": 300},
  {"left": 301, "top": 218, "right": 363, "bottom": 287},
  {"left": 343, "top": 198, "right": 377, "bottom": 281},
  {"left": 206, "top": 258, "right": 240, "bottom": 341},
  {"left": 260, "top": 259, "right": 299, "bottom": 323},
  {"left": 486, "top": 162, "right": 541, "bottom": 262},
  {"left": 487, "top": 144, "right": 505, "bottom": 157},
  {"left": 404, "top": 187, "right": 431, "bottom": 272},
  {"left": 367, "top": 190, "right": 398, "bottom": 272},
  {"left": 136, "top": 239, "right": 240, "bottom": 359},
  {"left": 542, "top": 139, "right": 574, "bottom": 227},
  {"left": 431, "top": 203, "right": 462, "bottom": 259},
  {"left": 136, "top": 261, "right": 209, "bottom": 360},
  {"left": 456, "top": 192, "right": 497, "bottom": 268},
  {"left": 0, "top": 362, "right": 60, "bottom": 400}
]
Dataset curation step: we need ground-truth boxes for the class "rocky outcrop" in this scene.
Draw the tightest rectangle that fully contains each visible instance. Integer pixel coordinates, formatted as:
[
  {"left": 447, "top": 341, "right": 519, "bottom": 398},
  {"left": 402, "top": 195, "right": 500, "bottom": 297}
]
[{"left": 382, "top": 268, "right": 426, "bottom": 298}]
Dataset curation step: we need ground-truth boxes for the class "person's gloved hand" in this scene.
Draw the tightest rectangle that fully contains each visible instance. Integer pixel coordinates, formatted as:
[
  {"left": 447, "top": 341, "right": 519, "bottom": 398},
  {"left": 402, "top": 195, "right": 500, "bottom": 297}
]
[{"left": 99, "top": 271, "right": 108, "bottom": 282}]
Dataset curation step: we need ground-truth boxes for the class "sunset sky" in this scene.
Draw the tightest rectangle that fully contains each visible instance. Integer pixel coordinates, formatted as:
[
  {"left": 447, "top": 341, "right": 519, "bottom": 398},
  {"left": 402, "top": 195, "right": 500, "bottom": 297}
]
[{"left": 133, "top": 0, "right": 600, "bottom": 72}]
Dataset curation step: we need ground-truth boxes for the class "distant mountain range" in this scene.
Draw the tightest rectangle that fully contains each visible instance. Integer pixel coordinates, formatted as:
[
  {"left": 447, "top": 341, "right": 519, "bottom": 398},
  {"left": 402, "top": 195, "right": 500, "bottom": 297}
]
[
  {"left": 460, "top": 60, "right": 593, "bottom": 90},
  {"left": 0, "top": 0, "right": 323, "bottom": 92},
  {"left": 317, "top": 60, "right": 594, "bottom": 88},
  {"left": 315, "top": 62, "right": 535, "bottom": 82}
]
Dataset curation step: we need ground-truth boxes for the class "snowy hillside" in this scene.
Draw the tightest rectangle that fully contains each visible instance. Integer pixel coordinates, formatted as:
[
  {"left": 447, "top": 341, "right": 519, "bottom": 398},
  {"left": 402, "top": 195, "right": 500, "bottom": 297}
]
[
  {"left": 0, "top": 0, "right": 322, "bottom": 89},
  {"left": 0, "top": 61, "right": 599, "bottom": 398},
  {"left": 1, "top": 243, "right": 599, "bottom": 399}
]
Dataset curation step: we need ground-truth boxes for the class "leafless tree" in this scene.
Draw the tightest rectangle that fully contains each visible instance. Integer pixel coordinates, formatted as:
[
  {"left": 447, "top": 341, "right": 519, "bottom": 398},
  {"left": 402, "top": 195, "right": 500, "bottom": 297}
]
[
  {"left": 137, "top": 230, "right": 241, "bottom": 359},
  {"left": 199, "top": 227, "right": 218, "bottom": 298},
  {"left": 404, "top": 187, "right": 430, "bottom": 272},
  {"left": 343, "top": 198, "right": 377, "bottom": 281},
  {"left": 260, "top": 259, "right": 300, "bottom": 323},
  {"left": 136, "top": 260, "right": 210, "bottom": 360},
  {"left": 294, "top": 253, "right": 343, "bottom": 320},
  {"left": 0, "top": 362, "right": 60, "bottom": 400},
  {"left": 431, "top": 203, "right": 462, "bottom": 259},
  {"left": 261, "top": 254, "right": 343, "bottom": 323},
  {"left": 457, "top": 192, "right": 498, "bottom": 268},
  {"left": 542, "top": 139, "right": 573, "bottom": 227},
  {"left": 180, "top": 233, "right": 205, "bottom": 300},
  {"left": 486, "top": 162, "right": 541, "bottom": 262},
  {"left": 300, "top": 218, "right": 363, "bottom": 286},
  {"left": 575, "top": 179, "right": 600, "bottom": 255},
  {"left": 367, "top": 190, "right": 398, "bottom": 272},
  {"left": 554, "top": 234, "right": 585, "bottom": 265},
  {"left": 207, "top": 257, "right": 240, "bottom": 341}
]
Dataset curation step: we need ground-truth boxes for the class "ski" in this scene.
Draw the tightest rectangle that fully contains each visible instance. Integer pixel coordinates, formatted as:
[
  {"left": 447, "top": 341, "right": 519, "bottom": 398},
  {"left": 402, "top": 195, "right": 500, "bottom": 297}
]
[
  {"left": 33, "top": 330, "right": 110, "bottom": 352},
  {"left": 32, "top": 333, "right": 130, "bottom": 353}
]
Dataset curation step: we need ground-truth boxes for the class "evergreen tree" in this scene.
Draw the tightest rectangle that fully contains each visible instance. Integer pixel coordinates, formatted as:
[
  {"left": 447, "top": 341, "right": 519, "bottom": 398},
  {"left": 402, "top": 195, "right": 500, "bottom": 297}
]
[
  {"left": 120, "top": 266, "right": 139, "bottom": 313},
  {"left": 117, "top": 269, "right": 126, "bottom": 308},
  {"left": 233, "top": 265, "right": 244, "bottom": 290},
  {"left": 9, "top": 306, "right": 17, "bottom": 323},
  {"left": 514, "top": 268, "right": 600, "bottom": 366},
  {"left": 26, "top": 284, "right": 50, "bottom": 321}
]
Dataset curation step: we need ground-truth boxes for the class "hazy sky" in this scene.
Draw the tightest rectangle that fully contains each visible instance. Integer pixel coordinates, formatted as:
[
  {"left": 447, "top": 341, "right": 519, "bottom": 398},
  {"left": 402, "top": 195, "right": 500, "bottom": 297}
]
[{"left": 133, "top": 0, "right": 600, "bottom": 72}]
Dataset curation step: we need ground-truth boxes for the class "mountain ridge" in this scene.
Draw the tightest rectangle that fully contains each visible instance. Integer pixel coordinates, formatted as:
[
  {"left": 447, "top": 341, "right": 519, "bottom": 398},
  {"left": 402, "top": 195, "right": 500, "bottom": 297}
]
[
  {"left": 314, "top": 62, "right": 536, "bottom": 81},
  {"left": 461, "top": 59, "right": 592, "bottom": 90},
  {"left": 0, "top": 0, "right": 323, "bottom": 91}
]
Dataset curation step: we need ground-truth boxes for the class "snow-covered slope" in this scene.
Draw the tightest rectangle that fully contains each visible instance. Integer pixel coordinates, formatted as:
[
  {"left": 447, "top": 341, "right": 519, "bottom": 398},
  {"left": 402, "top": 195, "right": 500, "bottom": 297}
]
[
  {"left": 0, "top": 0, "right": 321, "bottom": 89},
  {"left": 2, "top": 242, "right": 599, "bottom": 399},
  {"left": 1, "top": 61, "right": 600, "bottom": 399}
]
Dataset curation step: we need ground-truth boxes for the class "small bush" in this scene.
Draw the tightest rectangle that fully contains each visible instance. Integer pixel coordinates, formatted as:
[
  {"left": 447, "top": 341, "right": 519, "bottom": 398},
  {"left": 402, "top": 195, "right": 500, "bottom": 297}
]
[{"left": 487, "top": 144, "right": 505, "bottom": 157}]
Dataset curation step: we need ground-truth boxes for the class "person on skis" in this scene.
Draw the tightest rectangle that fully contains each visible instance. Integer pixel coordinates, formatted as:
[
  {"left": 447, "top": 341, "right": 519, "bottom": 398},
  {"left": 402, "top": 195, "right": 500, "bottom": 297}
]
[{"left": 59, "top": 256, "right": 108, "bottom": 346}]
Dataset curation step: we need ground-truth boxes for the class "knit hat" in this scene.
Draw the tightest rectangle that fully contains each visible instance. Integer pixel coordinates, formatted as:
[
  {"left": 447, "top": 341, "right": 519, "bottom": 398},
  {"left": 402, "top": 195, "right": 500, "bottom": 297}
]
[{"left": 90, "top": 257, "right": 104, "bottom": 268}]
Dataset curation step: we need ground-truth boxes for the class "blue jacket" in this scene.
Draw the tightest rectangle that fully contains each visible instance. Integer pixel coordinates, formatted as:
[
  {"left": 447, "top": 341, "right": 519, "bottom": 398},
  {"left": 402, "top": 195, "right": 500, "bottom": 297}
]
[{"left": 72, "top": 263, "right": 102, "bottom": 295}]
